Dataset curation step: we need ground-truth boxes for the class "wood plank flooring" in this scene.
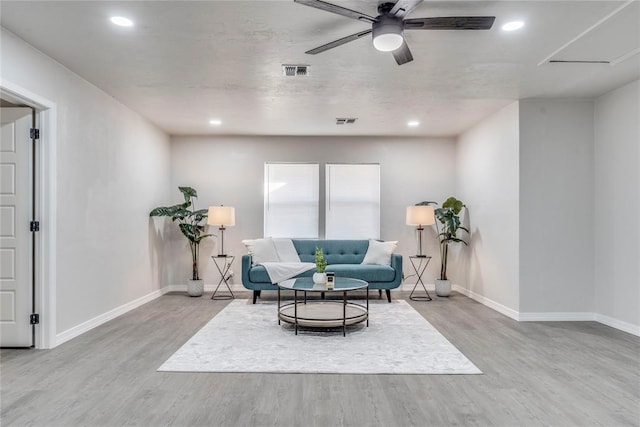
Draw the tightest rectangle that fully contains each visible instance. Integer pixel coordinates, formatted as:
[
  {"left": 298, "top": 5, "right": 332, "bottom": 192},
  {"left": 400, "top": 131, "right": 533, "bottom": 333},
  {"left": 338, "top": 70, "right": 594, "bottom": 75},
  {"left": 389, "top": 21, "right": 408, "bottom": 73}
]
[{"left": 1, "top": 291, "right": 638, "bottom": 426}]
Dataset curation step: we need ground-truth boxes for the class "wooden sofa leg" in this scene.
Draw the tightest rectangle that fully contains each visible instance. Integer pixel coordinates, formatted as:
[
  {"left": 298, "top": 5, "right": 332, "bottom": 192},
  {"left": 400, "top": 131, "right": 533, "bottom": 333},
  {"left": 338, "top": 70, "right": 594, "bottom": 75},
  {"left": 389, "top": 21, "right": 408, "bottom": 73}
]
[
  {"left": 386, "top": 289, "right": 391, "bottom": 303},
  {"left": 378, "top": 289, "right": 382, "bottom": 298},
  {"left": 253, "top": 290, "right": 260, "bottom": 304}
]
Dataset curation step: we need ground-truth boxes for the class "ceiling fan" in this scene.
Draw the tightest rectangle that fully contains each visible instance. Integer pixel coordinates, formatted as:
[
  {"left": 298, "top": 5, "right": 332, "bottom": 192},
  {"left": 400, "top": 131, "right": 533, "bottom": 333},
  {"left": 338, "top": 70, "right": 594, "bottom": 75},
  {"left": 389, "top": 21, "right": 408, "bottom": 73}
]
[{"left": 294, "top": 0, "right": 495, "bottom": 65}]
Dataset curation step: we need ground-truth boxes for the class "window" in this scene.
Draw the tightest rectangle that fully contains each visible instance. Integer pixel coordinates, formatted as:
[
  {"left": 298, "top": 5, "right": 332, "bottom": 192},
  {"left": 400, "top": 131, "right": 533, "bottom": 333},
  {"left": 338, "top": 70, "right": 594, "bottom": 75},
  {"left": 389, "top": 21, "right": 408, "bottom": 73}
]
[
  {"left": 264, "top": 163, "right": 319, "bottom": 238},
  {"left": 325, "top": 164, "right": 380, "bottom": 239},
  {"left": 263, "top": 163, "right": 380, "bottom": 239}
]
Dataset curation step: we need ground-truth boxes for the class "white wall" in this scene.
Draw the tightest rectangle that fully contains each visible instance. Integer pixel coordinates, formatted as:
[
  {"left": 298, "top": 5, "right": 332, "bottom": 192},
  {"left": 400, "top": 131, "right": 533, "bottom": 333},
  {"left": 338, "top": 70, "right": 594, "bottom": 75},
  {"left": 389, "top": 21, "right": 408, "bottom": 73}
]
[
  {"left": 168, "top": 135, "right": 457, "bottom": 286},
  {"left": 518, "top": 99, "right": 595, "bottom": 314},
  {"left": 594, "top": 80, "right": 640, "bottom": 329},
  {"left": 0, "top": 29, "right": 171, "bottom": 338},
  {"left": 455, "top": 102, "right": 520, "bottom": 314},
  {"left": 457, "top": 92, "right": 638, "bottom": 334}
]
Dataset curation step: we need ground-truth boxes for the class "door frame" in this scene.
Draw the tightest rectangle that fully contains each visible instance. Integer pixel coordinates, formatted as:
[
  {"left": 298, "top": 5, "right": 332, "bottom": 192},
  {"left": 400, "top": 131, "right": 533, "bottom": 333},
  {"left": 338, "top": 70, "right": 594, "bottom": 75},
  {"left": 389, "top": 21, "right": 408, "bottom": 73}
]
[{"left": 1, "top": 78, "right": 57, "bottom": 349}]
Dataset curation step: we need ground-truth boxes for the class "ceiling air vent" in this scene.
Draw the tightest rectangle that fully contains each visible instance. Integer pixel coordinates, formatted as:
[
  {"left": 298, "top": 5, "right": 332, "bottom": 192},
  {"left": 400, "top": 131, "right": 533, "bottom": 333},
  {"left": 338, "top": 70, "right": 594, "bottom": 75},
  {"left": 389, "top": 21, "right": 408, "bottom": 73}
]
[
  {"left": 282, "top": 65, "right": 309, "bottom": 77},
  {"left": 336, "top": 118, "right": 357, "bottom": 125}
]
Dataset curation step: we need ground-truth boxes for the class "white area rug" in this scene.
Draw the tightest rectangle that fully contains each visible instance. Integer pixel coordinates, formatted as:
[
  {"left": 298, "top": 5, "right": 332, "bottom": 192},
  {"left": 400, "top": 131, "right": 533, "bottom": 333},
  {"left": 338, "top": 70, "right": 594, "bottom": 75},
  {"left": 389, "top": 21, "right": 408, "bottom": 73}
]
[{"left": 158, "top": 299, "right": 482, "bottom": 375}]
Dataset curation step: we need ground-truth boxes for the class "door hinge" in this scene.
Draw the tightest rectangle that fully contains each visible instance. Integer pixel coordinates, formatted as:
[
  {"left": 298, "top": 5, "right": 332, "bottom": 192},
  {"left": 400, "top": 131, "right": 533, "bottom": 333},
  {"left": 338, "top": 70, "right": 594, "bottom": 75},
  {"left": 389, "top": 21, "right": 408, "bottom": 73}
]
[
  {"left": 30, "top": 313, "right": 40, "bottom": 325},
  {"left": 30, "top": 221, "right": 40, "bottom": 232},
  {"left": 30, "top": 128, "right": 40, "bottom": 140}
]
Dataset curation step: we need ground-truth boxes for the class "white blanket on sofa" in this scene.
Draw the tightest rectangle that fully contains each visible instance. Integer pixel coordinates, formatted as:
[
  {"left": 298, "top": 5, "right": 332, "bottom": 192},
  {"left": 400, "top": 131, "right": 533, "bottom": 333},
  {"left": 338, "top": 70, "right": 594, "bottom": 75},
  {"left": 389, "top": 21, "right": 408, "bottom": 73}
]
[{"left": 260, "top": 262, "right": 316, "bottom": 284}]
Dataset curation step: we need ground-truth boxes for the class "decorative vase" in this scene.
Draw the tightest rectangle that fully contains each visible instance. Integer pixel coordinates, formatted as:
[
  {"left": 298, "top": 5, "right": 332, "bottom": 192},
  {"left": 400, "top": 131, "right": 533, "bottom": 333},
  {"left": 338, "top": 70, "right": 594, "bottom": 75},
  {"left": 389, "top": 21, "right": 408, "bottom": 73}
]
[
  {"left": 435, "top": 279, "right": 451, "bottom": 297},
  {"left": 313, "top": 272, "right": 327, "bottom": 285},
  {"left": 188, "top": 279, "right": 204, "bottom": 297}
]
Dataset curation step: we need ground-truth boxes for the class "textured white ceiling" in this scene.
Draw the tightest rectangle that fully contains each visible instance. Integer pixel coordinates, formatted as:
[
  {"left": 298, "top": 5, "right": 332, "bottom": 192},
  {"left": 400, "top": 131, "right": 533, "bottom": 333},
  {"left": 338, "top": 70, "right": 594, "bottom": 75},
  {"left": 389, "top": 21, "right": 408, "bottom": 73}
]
[{"left": 1, "top": 1, "right": 638, "bottom": 136}]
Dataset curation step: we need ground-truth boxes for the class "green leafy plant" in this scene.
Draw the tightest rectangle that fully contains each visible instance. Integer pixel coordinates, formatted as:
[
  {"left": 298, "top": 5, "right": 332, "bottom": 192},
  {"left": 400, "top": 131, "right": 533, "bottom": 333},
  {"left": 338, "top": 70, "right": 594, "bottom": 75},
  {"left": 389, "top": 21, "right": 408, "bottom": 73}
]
[
  {"left": 150, "top": 186, "right": 212, "bottom": 280},
  {"left": 417, "top": 197, "right": 469, "bottom": 280},
  {"left": 315, "top": 247, "right": 327, "bottom": 273}
]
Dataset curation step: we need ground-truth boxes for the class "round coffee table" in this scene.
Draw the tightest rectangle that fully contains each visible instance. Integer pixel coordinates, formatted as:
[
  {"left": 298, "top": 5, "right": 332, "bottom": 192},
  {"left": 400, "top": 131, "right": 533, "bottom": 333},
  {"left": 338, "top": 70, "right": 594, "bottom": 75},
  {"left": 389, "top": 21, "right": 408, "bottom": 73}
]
[{"left": 277, "top": 277, "right": 369, "bottom": 336}]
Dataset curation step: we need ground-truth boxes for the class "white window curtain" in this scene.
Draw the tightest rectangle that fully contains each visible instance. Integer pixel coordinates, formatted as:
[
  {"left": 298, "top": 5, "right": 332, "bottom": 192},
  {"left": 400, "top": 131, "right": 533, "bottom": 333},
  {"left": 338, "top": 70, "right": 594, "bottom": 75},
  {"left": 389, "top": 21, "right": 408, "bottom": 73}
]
[
  {"left": 325, "top": 164, "right": 380, "bottom": 239},
  {"left": 264, "top": 163, "right": 319, "bottom": 238}
]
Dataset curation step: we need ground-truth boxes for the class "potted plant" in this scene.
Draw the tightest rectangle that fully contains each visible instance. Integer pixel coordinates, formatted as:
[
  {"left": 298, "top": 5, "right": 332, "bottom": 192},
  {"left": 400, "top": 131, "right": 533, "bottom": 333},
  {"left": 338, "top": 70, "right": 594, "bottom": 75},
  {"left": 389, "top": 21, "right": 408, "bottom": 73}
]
[
  {"left": 150, "top": 186, "right": 213, "bottom": 297},
  {"left": 313, "top": 247, "right": 327, "bottom": 284},
  {"left": 417, "top": 197, "right": 469, "bottom": 297}
]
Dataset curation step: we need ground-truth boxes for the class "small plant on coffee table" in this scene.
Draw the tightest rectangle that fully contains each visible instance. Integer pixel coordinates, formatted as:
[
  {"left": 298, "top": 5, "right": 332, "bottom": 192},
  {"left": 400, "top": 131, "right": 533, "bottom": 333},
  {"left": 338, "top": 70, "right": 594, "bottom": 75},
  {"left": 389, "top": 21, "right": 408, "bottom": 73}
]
[{"left": 315, "top": 247, "right": 327, "bottom": 273}]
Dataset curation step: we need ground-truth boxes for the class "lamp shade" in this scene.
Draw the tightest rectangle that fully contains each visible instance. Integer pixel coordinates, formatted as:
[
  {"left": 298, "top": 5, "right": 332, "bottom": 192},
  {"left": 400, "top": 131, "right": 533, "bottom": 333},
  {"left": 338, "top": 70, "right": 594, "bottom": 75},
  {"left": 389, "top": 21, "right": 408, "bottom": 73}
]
[
  {"left": 207, "top": 206, "right": 235, "bottom": 226},
  {"left": 406, "top": 205, "right": 435, "bottom": 226}
]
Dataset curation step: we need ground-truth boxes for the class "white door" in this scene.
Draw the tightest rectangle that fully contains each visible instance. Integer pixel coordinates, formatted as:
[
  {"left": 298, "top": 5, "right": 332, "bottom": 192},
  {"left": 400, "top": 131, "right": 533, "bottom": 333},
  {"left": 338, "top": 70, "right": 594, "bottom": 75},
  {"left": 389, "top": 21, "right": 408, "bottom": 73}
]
[{"left": 0, "top": 107, "right": 33, "bottom": 347}]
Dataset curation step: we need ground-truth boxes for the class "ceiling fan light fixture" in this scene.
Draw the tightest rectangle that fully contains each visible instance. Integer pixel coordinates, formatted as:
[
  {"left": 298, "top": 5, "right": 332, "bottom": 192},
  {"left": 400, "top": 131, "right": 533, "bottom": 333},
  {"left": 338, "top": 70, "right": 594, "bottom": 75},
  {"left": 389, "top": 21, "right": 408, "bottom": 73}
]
[
  {"left": 110, "top": 16, "right": 134, "bottom": 27},
  {"left": 372, "top": 17, "right": 404, "bottom": 52},
  {"left": 502, "top": 21, "right": 524, "bottom": 31},
  {"left": 373, "top": 33, "right": 404, "bottom": 52}
]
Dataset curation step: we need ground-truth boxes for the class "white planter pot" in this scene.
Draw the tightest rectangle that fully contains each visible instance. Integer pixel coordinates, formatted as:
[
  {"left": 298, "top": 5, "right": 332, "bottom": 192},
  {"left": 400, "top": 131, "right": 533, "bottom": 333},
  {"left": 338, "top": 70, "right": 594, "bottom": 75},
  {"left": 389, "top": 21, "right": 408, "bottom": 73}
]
[
  {"left": 188, "top": 279, "right": 204, "bottom": 297},
  {"left": 313, "top": 272, "right": 326, "bottom": 285},
  {"left": 435, "top": 279, "right": 451, "bottom": 297}
]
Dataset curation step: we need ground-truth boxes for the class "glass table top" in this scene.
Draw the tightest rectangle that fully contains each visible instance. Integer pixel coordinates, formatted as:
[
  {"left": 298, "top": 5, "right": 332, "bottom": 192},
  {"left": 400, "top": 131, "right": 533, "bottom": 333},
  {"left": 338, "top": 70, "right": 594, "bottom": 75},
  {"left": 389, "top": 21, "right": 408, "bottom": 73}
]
[{"left": 278, "top": 277, "right": 368, "bottom": 292}]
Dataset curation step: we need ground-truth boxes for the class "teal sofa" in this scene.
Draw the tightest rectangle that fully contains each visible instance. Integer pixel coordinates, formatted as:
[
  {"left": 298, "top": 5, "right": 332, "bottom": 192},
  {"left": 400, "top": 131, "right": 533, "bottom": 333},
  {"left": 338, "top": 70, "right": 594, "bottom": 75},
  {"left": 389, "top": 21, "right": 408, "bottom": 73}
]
[{"left": 241, "top": 239, "right": 402, "bottom": 303}]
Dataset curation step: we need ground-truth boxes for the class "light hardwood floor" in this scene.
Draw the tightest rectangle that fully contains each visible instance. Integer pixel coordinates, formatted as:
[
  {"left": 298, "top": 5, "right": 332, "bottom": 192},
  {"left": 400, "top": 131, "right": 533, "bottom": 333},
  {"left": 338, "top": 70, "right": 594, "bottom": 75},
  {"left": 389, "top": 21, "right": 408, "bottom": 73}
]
[{"left": 1, "top": 291, "right": 639, "bottom": 427}]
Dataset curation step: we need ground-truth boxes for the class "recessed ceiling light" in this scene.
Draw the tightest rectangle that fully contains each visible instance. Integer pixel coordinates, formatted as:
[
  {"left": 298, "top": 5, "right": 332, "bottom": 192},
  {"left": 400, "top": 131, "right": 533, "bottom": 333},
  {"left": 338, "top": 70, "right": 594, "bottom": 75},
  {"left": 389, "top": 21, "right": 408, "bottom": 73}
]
[
  {"left": 502, "top": 21, "right": 524, "bottom": 31},
  {"left": 407, "top": 121, "right": 420, "bottom": 127},
  {"left": 209, "top": 119, "right": 222, "bottom": 126},
  {"left": 110, "top": 16, "right": 134, "bottom": 27}
]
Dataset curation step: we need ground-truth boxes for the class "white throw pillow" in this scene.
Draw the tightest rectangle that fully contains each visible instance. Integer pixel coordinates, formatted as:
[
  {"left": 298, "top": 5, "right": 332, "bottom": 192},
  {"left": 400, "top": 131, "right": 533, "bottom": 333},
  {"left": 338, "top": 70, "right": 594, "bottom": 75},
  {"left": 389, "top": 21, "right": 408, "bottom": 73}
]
[
  {"left": 272, "top": 238, "right": 301, "bottom": 263},
  {"left": 242, "top": 238, "right": 280, "bottom": 265},
  {"left": 361, "top": 240, "right": 398, "bottom": 266}
]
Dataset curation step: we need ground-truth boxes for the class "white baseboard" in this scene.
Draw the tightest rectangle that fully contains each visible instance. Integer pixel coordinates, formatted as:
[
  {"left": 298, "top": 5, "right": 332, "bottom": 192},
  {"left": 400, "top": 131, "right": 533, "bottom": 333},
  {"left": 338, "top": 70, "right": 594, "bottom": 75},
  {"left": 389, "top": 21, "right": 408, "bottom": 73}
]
[
  {"left": 455, "top": 285, "right": 640, "bottom": 337},
  {"left": 56, "top": 283, "right": 637, "bottom": 347},
  {"left": 401, "top": 282, "right": 520, "bottom": 321},
  {"left": 518, "top": 312, "right": 595, "bottom": 322},
  {"left": 594, "top": 313, "right": 640, "bottom": 336},
  {"left": 165, "top": 283, "right": 246, "bottom": 293},
  {"left": 452, "top": 285, "right": 520, "bottom": 321},
  {"left": 55, "top": 288, "right": 165, "bottom": 347},
  {"left": 400, "top": 282, "right": 435, "bottom": 291}
]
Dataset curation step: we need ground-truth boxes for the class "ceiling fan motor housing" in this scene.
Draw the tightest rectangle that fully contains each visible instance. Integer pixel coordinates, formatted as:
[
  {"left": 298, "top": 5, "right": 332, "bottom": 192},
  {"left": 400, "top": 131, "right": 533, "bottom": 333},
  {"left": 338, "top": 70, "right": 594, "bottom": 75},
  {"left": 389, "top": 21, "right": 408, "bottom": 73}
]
[
  {"left": 294, "top": 0, "right": 496, "bottom": 65},
  {"left": 372, "top": 15, "right": 404, "bottom": 52}
]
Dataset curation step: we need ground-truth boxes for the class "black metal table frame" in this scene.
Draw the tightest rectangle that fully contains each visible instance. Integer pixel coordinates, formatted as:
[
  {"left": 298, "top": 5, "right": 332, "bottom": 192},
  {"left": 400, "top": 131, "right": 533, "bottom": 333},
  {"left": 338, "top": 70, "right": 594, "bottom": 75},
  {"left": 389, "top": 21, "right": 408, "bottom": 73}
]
[
  {"left": 409, "top": 255, "right": 433, "bottom": 301},
  {"left": 277, "top": 287, "right": 369, "bottom": 337},
  {"left": 211, "top": 255, "right": 235, "bottom": 300}
]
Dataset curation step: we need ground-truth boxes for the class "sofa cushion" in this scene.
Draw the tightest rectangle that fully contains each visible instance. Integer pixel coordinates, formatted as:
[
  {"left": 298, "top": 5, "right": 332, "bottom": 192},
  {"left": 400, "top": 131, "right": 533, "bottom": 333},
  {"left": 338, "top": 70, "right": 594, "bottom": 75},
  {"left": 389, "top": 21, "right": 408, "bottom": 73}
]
[
  {"left": 242, "top": 238, "right": 279, "bottom": 265},
  {"left": 361, "top": 239, "right": 398, "bottom": 266},
  {"left": 249, "top": 263, "right": 396, "bottom": 284},
  {"left": 293, "top": 240, "right": 368, "bottom": 265},
  {"left": 326, "top": 264, "right": 396, "bottom": 283}
]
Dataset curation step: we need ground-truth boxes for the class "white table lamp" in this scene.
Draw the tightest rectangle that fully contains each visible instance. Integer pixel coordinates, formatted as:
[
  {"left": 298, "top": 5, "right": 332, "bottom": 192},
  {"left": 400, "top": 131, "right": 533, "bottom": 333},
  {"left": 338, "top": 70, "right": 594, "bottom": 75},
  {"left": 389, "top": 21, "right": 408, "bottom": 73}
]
[
  {"left": 406, "top": 205, "right": 435, "bottom": 257},
  {"left": 208, "top": 205, "right": 235, "bottom": 257}
]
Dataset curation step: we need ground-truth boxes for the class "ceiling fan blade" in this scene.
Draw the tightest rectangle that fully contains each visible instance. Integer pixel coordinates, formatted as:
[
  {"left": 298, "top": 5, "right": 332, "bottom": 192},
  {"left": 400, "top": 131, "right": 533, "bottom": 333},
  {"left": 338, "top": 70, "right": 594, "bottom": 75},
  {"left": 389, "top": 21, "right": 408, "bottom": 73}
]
[
  {"left": 305, "top": 29, "right": 373, "bottom": 55},
  {"left": 389, "top": 0, "right": 424, "bottom": 19},
  {"left": 392, "top": 41, "right": 414, "bottom": 65},
  {"left": 404, "top": 16, "right": 496, "bottom": 30},
  {"left": 294, "top": 0, "right": 377, "bottom": 24}
]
